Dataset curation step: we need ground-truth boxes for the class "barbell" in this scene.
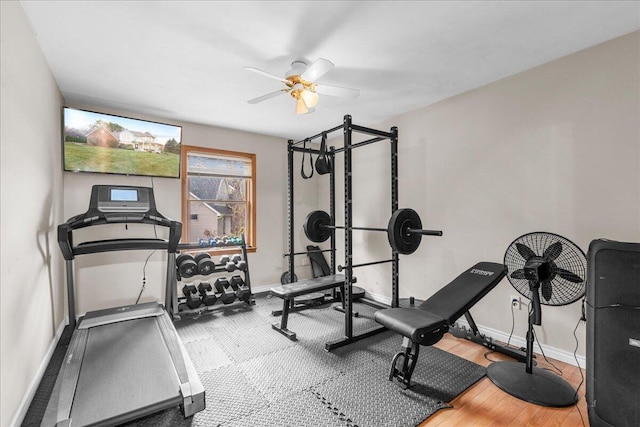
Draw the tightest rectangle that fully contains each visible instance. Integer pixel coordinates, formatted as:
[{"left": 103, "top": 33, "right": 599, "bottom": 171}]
[{"left": 303, "top": 208, "right": 442, "bottom": 255}]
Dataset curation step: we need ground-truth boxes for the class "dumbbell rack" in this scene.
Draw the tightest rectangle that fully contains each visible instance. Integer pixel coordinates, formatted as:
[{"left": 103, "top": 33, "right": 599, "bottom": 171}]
[{"left": 166, "top": 237, "right": 254, "bottom": 319}]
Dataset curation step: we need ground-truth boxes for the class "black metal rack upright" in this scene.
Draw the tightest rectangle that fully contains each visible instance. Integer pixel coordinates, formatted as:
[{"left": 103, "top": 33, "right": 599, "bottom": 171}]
[{"left": 285, "top": 115, "right": 399, "bottom": 351}]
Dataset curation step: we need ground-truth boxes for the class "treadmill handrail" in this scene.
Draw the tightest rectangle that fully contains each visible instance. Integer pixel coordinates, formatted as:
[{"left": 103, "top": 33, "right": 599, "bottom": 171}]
[{"left": 58, "top": 216, "right": 181, "bottom": 260}]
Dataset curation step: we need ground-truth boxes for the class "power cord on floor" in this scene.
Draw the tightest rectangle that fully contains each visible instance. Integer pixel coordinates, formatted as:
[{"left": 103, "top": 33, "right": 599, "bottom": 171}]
[{"left": 483, "top": 350, "right": 501, "bottom": 362}]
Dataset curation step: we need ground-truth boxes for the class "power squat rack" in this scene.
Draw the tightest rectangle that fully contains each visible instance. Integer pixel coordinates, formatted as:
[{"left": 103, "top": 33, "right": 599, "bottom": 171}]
[{"left": 284, "top": 115, "right": 401, "bottom": 351}]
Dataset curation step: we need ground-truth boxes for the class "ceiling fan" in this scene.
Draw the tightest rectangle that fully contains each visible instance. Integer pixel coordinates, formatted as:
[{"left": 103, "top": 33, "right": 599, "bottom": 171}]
[{"left": 245, "top": 58, "right": 360, "bottom": 114}]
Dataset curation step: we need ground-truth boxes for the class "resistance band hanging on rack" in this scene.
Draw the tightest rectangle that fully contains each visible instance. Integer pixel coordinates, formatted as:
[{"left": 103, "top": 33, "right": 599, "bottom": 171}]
[
  {"left": 315, "top": 132, "right": 331, "bottom": 175},
  {"left": 301, "top": 138, "right": 314, "bottom": 179}
]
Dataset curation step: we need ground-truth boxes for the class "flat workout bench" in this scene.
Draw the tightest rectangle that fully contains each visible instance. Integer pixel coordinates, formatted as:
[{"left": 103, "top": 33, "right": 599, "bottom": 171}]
[
  {"left": 271, "top": 274, "right": 346, "bottom": 340},
  {"left": 374, "top": 262, "right": 506, "bottom": 388}
]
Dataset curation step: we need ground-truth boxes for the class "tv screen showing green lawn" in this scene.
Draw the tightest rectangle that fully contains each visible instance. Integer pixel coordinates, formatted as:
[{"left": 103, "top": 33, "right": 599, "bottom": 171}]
[{"left": 63, "top": 107, "right": 181, "bottom": 178}]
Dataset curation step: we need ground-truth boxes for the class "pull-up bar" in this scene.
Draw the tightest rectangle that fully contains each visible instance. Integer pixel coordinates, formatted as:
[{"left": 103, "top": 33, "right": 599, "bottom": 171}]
[
  {"left": 290, "top": 115, "right": 395, "bottom": 148},
  {"left": 290, "top": 124, "right": 343, "bottom": 147}
]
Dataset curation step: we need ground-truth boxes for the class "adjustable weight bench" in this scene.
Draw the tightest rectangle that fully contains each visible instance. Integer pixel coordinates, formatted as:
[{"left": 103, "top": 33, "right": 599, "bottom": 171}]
[{"left": 374, "top": 262, "right": 507, "bottom": 389}]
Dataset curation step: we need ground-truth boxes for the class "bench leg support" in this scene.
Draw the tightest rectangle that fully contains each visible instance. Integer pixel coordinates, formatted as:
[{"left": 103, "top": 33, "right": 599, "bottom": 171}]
[
  {"left": 272, "top": 299, "right": 297, "bottom": 340},
  {"left": 389, "top": 337, "right": 420, "bottom": 389},
  {"left": 271, "top": 322, "right": 297, "bottom": 340}
]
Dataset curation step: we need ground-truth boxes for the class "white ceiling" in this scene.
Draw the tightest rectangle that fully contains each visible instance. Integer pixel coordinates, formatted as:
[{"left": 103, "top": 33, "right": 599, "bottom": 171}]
[{"left": 19, "top": 1, "right": 640, "bottom": 140}]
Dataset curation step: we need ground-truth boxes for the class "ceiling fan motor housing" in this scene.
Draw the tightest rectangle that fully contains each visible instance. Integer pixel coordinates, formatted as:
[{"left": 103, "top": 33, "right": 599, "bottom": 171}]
[{"left": 285, "top": 59, "right": 309, "bottom": 79}]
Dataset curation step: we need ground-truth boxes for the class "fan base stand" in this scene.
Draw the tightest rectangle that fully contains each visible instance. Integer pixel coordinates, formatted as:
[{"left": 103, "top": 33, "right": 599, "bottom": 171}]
[{"left": 487, "top": 361, "right": 578, "bottom": 407}]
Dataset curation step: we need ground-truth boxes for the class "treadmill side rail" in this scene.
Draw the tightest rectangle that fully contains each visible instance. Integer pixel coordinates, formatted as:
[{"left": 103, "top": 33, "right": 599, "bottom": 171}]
[
  {"left": 179, "top": 337, "right": 206, "bottom": 417},
  {"left": 156, "top": 312, "right": 206, "bottom": 417},
  {"left": 40, "top": 329, "right": 89, "bottom": 427}
]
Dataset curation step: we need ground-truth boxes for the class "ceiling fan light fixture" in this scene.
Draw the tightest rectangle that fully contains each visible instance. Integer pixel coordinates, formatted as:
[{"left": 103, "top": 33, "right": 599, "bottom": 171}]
[
  {"left": 301, "top": 88, "right": 319, "bottom": 108},
  {"left": 291, "top": 84, "right": 313, "bottom": 114},
  {"left": 295, "top": 97, "right": 308, "bottom": 114}
]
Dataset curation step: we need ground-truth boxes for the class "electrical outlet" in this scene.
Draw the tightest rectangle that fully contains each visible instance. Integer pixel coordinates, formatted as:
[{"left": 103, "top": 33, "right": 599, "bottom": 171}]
[
  {"left": 510, "top": 295, "right": 521, "bottom": 310},
  {"left": 301, "top": 257, "right": 309, "bottom": 266}
]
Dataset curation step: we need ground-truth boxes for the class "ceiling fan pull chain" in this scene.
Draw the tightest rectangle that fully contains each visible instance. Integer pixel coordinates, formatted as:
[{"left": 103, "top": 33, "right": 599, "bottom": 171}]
[{"left": 301, "top": 138, "right": 314, "bottom": 179}]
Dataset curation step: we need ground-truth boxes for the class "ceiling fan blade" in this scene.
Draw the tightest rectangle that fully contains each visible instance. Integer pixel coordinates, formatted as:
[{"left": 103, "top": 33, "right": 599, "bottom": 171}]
[
  {"left": 315, "top": 83, "right": 360, "bottom": 99},
  {"left": 244, "top": 67, "right": 289, "bottom": 84},
  {"left": 510, "top": 269, "right": 526, "bottom": 280},
  {"left": 516, "top": 243, "right": 537, "bottom": 261},
  {"left": 543, "top": 241, "right": 563, "bottom": 261},
  {"left": 556, "top": 268, "right": 584, "bottom": 283},
  {"left": 301, "top": 58, "right": 334, "bottom": 82},
  {"left": 247, "top": 89, "right": 288, "bottom": 104}
]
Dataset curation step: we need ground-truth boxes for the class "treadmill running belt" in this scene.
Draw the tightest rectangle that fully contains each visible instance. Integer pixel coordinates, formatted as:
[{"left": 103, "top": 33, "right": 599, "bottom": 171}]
[{"left": 70, "top": 317, "right": 181, "bottom": 426}]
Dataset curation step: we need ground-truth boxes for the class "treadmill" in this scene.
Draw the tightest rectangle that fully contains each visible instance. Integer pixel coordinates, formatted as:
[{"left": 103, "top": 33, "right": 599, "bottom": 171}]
[{"left": 42, "top": 185, "right": 205, "bottom": 427}]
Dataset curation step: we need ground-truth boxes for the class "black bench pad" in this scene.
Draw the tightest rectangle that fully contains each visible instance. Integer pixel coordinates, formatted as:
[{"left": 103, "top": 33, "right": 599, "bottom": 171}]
[
  {"left": 374, "top": 262, "right": 506, "bottom": 344},
  {"left": 374, "top": 308, "right": 446, "bottom": 344},
  {"left": 418, "top": 262, "right": 507, "bottom": 323},
  {"left": 270, "top": 274, "right": 345, "bottom": 300}
]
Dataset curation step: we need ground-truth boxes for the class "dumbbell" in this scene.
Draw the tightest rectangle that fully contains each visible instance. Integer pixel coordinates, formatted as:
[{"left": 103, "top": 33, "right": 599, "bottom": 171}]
[
  {"left": 229, "top": 275, "right": 251, "bottom": 302},
  {"left": 230, "top": 254, "right": 247, "bottom": 271},
  {"left": 197, "top": 282, "right": 217, "bottom": 306},
  {"left": 194, "top": 252, "right": 215, "bottom": 275},
  {"left": 176, "top": 254, "right": 197, "bottom": 278},
  {"left": 214, "top": 277, "right": 237, "bottom": 304},
  {"left": 219, "top": 255, "right": 236, "bottom": 272},
  {"left": 182, "top": 284, "right": 202, "bottom": 309}
]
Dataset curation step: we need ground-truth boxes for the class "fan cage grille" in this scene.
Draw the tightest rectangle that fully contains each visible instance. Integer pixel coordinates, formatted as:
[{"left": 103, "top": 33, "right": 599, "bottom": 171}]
[{"left": 504, "top": 232, "right": 586, "bottom": 306}]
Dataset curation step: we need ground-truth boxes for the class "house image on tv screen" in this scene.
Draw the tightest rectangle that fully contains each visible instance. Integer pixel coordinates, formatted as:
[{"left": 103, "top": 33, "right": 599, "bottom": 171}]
[{"left": 86, "top": 126, "right": 163, "bottom": 153}]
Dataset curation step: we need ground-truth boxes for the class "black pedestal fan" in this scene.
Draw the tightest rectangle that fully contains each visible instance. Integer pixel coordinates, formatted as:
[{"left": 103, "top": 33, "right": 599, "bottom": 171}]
[{"left": 487, "top": 232, "right": 586, "bottom": 407}]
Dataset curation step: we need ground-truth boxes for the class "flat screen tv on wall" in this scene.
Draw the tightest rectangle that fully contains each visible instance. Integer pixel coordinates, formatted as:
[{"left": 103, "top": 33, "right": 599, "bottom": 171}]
[{"left": 63, "top": 107, "right": 182, "bottom": 178}]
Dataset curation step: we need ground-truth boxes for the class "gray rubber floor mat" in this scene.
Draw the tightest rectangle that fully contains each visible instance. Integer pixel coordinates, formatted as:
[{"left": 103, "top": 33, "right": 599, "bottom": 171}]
[{"left": 26, "top": 293, "right": 485, "bottom": 427}]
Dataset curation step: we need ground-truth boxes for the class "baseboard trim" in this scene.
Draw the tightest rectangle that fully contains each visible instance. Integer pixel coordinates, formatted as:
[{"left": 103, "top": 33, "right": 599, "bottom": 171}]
[
  {"left": 252, "top": 284, "right": 273, "bottom": 295},
  {"left": 364, "top": 291, "right": 585, "bottom": 369},
  {"left": 10, "top": 318, "right": 67, "bottom": 427}
]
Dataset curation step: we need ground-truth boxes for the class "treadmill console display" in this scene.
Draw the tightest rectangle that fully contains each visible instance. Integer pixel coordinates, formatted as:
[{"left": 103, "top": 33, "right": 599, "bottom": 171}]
[
  {"left": 110, "top": 188, "right": 138, "bottom": 202},
  {"left": 96, "top": 186, "right": 151, "bottom": 213}
]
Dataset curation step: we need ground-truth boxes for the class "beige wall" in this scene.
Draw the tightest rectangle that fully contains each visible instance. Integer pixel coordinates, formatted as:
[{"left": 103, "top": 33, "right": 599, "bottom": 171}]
[
  {"left": 323, "top": 31, "right": 640, "bottom": 358},
  {"left": 0, "top": 2, "right": 65, "bottom": 426}
]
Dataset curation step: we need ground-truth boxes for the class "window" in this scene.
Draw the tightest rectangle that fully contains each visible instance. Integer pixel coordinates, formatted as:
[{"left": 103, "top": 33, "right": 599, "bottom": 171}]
[{"left": 181, "top": 146, "right": 256, "bottom": 252}]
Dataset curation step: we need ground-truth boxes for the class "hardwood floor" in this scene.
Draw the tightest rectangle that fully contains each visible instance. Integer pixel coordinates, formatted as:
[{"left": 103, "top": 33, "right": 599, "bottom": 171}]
[{"left": 419, "top": 333, "right": 589, "bottom": 426}]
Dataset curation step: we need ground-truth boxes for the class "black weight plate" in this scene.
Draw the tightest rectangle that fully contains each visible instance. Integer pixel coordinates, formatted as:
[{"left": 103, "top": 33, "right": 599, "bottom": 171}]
[
  {"left": 280, "top": 271, "right": 298, "bottom": 284},
  {"left": 294, "top": 292, "right": 325, "bottom": 305},
  {"left": 194, "top": 252, "right": 214, "bottom": 275},
  {"left": 387, "top": 208, "right": 422, "bottom": 255},
  {"left": 303, "top": 210, "right": 332, "bottom": 243},
  {"left": 176, "top": 254, "right": 197, "bottom": 278},
  {"left": 194, "top": 252, "right": 211, "bottom": 262},
  {"left": 335, "top": 285, "right": 366, "bottom": 301}
]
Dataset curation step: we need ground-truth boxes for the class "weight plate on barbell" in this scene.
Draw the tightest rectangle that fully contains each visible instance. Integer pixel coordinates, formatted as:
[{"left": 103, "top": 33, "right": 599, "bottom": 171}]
[
  {"left": 280, "top": 271, "right": 298, "bottom": 284},
  {"left": 388, "top": 208, "right": 422, "bottom": 255},
  {"left": 303, "top": 210, "right": 332, "bottom": 243}
]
